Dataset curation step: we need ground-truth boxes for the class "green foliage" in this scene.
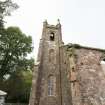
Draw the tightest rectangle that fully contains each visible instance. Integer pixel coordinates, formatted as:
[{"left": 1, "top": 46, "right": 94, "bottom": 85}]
[
  {"left": 0, "top": 70, "right": 32, "bottom": 103},
  {"left": 0, "top": 1, "right": 34, "bottom": 103},
  {"left": 0, "top": 0, "right": 18, "bottom": 27},
  {"left": 0, "top": 27, "right": 34, "bottom": 79}
]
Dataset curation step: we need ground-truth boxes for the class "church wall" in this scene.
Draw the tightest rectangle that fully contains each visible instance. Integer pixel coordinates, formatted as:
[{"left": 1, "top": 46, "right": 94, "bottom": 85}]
[{"left": 67, "top": 46, "right": 105, "bottom": 105}]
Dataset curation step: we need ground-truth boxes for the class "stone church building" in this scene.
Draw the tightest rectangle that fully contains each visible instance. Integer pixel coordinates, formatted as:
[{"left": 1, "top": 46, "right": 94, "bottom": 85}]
[{"left": 29, "top": 20, "right": 105, "bottom": 105}]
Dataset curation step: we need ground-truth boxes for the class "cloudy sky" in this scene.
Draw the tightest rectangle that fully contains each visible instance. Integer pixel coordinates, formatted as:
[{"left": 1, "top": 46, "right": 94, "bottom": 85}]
[{"left": 5, "top": 0, "right": 105, "bottom": 59}]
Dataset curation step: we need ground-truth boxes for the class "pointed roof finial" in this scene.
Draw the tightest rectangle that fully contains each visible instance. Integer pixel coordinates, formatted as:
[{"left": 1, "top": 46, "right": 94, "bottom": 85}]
[
  {"left": 43, "top": 19, "right": 48, "bottom": 26},
  {"left": 43, "top": 19, "right": 47, "bottom": 24},
  {"left": 57, "top": 19, "right": 60, "bottom": 24},
  {"left": 45, "top": 19, "right": 47, "bottom": 23},
  {"left": 56, "top": 19, "right": 61, "bottom": 28}
]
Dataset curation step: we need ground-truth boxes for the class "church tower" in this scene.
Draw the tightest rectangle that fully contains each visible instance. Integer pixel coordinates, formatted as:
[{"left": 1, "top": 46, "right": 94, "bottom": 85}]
[{"left": 29, "top": 20, "right": 72, "bottom": 105}]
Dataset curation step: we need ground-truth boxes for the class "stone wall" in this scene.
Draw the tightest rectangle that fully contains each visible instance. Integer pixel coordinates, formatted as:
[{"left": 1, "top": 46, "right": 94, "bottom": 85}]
[{"left": 67, "top": 45, "right": 105, "bottom": 105}]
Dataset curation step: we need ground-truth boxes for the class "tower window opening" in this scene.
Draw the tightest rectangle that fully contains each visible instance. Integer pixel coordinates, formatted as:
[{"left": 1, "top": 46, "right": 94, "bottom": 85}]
[
  {"left": 48, "top": 75, "right": 56, "bottom": 96},
  {"left": 50, "top": 32, "right": 55, "bottom": 41}
]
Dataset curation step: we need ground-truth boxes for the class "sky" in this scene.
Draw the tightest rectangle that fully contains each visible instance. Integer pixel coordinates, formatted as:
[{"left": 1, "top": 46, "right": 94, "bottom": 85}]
[{"left": 5, "top": 0, "right": 105, "bottom": 59}]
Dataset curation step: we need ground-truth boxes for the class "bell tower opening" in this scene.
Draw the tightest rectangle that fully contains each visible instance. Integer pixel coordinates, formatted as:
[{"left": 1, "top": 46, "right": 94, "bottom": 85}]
[{"left": 50, "top": 32, "right": 55, "bottom": 41}]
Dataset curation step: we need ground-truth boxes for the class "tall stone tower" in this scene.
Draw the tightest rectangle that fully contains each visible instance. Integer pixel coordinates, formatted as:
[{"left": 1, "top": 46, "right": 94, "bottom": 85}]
[{"left": 29, "top": 20, "right": 72, "bottom": 105}]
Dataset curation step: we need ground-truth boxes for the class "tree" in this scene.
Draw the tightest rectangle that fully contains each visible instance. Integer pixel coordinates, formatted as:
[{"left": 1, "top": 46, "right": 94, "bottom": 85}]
[
  {"left": 0, "top": 27, "right": 34, "bottom": 80},
  {"left": 0, "top": 1, "right": 34, "bottom": 103},
  {"left": 0, "top": 0, "right": 18, "bottom": 27},
  {"left": 0, "top": 70, "right": 33, "bottom": 103}
]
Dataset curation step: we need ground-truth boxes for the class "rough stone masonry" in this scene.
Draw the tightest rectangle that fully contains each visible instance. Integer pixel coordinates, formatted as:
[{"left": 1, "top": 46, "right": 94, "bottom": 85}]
[{"left": 29, "top": 20, "right": 105, "bottom": 105}]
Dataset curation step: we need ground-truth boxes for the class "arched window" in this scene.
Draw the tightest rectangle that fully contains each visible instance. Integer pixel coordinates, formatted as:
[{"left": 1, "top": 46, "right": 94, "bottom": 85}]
[
  {"left": 49, "top": 49, "right": 55, "bottom": 63},
  {"left": 48, "top": 75, "right": 56, "bottom": 96},
  {"left": 50, "top": 32, "right": 55, "bottom": 41}
]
